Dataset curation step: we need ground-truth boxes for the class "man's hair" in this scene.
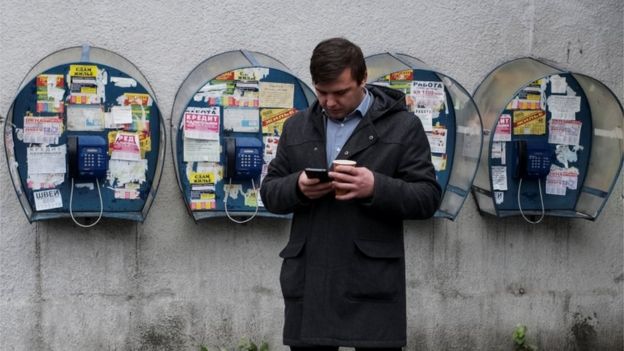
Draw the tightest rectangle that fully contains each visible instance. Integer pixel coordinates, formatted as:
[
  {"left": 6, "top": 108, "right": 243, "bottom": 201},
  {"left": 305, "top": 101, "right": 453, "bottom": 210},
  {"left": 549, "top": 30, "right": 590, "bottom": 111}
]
[{"left": 310, "top": 37, "right": 366, "bottom": 85}]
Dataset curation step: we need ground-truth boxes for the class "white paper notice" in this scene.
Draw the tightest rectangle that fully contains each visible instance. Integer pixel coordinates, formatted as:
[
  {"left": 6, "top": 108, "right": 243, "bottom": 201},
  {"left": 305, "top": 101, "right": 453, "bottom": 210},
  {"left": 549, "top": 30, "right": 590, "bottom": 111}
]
[
  {"left": 111, "top": 77, "right": 137, "bottom": 88},
  {"left": 494, "top": 191, "right": 504, "bottom": 204},
  {"left": 413, "top": 108, "right": 433, "bottom": 132},
  {"left": 548, "top": 120, "right": 582, "bottom": 145},
  {"left": 547, "top": 95, "right": 581, "bottom": 120},
  {"left": 27, "top": 145, "right": 66, "bottom": 175},
  {"left": 550, "top": 75, "right": 568, "bottom": 94},
  {"left": 23, "top": 116, "right": 63, "bottom": 144},
  {"left": 259, "top": 82, "right": 294, "bottom": 108},
  {"left": 27, "top": 173, "right": 65, "bottom": 190},
  {"left": 491, "top": 166, "right": 508, "bottom": 191},
  {"left": 111, "top": 106, "right": 133, "bottom": 124},
  {"left": 426, "top": 127, "right": 447, "bottom": 154},
  {"left": 493, "top": 114, "right": 512, "bottom": 142},
  {"left": 33, "top": 189, "right": 63, "bottom": 211},
  {"left": 223, "top": 108, "right": 260, "bottom": 132},
  {"left": 107, "top": 159, "right": 148, "bottom": 186},
  {"left": 67, "top": 105, "right": 105, "bottom": 131},
  {"left": 183, "top": 139, "right": 221, "bottom": 162},
  {"left": 491, "top": 142, "right": 506, "bottom": 165}
]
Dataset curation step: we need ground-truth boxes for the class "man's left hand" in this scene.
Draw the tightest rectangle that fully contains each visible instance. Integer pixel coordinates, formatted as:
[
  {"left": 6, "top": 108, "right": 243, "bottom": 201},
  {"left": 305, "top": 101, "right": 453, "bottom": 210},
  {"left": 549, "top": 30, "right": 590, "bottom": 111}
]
[{"left": 329, "top": 166, "right": 375, "bottom": 200}]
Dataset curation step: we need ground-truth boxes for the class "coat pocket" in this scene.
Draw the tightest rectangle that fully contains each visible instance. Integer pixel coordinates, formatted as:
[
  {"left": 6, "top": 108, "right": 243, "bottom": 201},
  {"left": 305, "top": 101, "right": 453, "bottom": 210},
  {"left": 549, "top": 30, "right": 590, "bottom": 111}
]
[
  {"left": 279, "top": 241, "right": 306, "bottom": 300},
  {"left": 347, "top": 239, "right": 404, "bottom": 301}
]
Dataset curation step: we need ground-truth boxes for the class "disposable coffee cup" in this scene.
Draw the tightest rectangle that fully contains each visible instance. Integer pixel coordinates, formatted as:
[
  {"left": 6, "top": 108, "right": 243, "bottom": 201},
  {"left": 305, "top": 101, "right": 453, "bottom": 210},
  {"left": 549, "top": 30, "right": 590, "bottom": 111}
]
[{"left": 332, "top": 160, "right": 356, "bottom": 195}]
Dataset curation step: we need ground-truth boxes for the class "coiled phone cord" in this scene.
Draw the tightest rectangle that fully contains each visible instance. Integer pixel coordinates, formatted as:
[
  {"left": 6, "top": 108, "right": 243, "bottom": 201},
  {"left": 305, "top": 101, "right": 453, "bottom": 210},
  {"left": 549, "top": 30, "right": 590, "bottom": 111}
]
[
  {"left": 69, "top": 178, "right": 104, "bottom": 228},
  {"left": 517, "top": 178, "right": 545, "bottom": 224},
  {"left": 224, "top": 178, "right": 259, "bottom": 224}
]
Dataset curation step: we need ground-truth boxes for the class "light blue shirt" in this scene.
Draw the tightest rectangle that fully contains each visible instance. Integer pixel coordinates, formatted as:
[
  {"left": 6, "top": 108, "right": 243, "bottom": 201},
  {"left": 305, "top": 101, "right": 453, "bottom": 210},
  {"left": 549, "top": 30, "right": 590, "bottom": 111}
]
[{"left": 325, "top": 89, "right": 372, "bottom": 167}]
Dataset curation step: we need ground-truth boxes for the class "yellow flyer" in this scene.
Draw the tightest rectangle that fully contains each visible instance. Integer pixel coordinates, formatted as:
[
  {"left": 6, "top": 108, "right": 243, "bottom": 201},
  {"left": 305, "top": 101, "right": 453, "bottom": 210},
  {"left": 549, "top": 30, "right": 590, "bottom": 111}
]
[
  {"left": 189, "top": 171, "right": 216, "bottom": 184},
  {"left": 383, "top": 69, "right": 413, "bottom": 81},
  {"left": 513, "top": 110, "right": 546, "bottom": 135},
  {"left": 261, "top": 108, "right": 297, "bottom": 135},
  {"left": 69, "top": 65, "right": 98, "bottom": 78}
]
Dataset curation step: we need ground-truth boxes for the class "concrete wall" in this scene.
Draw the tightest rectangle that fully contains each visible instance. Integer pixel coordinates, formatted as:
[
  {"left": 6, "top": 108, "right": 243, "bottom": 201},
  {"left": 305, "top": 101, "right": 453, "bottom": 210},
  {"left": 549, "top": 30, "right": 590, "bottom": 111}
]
[{"left": 0, "top": 0, "right": 622, "bottom": 350}]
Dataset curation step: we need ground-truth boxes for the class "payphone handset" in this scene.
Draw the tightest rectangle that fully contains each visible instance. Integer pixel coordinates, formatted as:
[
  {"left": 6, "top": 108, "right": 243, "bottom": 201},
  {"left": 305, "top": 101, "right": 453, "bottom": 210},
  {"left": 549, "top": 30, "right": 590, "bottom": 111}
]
[
  {"left": 68, "top": 135, "right": 108, "bottom": 180},
  {"left": 513, "top": 140, "right": 552, "bottom": 180},
  {"left": 67, "top": 135, "right": 108, "bottom": 227},
  {"left": 512, "top": 139, "right": 553, "bottom": 224},
  {"left": 223, "top": 136, "right": 263, "bottom": 224},
  {"left": 224, "top": 137, "right": 263, "bottom": 180}
]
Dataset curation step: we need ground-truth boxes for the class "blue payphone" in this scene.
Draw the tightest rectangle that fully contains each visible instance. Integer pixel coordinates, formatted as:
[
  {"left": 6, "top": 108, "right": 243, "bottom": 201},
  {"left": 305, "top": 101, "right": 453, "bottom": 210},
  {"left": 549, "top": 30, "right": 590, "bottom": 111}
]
[
  {"left": 365, "top": 53, "right": 483, "bottom": 220},
  {"left": 171, "top": 50, "right": 316, "bottom": 223},
  {"left": 3, "top": 46, "right": 166, "bottom": 226},
  {"left": 472, "top": 57, "right": 623, "bottom": 222}
]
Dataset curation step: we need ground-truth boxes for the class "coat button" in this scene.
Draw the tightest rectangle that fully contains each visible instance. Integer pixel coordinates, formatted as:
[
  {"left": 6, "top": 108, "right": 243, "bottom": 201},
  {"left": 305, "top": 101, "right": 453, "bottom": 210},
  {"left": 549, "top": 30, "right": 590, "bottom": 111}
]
[
  {"left": 313, "top": 147, "right": 318, "bottom": 151},
  {"left": 369, "top": 135, "right": 374, "bottom": 140},
  {"left": 344, "top": 151, "right": 349, "bottom": 156}
]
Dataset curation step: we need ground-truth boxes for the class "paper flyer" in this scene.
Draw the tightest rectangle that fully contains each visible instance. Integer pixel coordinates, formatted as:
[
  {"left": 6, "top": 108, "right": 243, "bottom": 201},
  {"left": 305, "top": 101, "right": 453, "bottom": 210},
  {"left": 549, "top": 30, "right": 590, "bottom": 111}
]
[
  {"left": 183, "top": 139, "right": 221, "bottom": 162},
  {"left": 27, "top": 145, "right": 66, "bottom": 175},
  {"left": 381, "top": 70, "right": 413, "bottom": 81},
  {"left": 513, "top": 110, "right": 546, "bottom": 135},
  {"left": 214, "top": 68, "right": 270, "bottom": 81},
  {"left": 547, "top": 95, "right": 581, "bottom": 120},
  {"left": 491, "top": 142, "right": 506, "bottom": 165},
  {"left": 550, "top": 75, "right": 568, "bottom": 94},
  {"left": 107, "top": 159, "right": 148, "bottom": 187},
  {"left": 548, "top": 120, "right": 582, "bottom": 145},
  {"left": 426, "top": 127, "right": 447, "bottom": 154},
  {"left": 263, "top": 135, "right": 280, "bottom": 163},
  {"left": 33, "top": 189, "right": 63, "bottom": 211},
  {"left": 27, "top": 173, "right": 65, "bottom": 190},
  {"left": 493, "top": 114, "right": 512, "bottom": 141},
  {"left": 66, "top": 105, "right": 105, "bottom": 131},
  {"left": 111, "top": 132, "right": 141, "bottom": 161},
  {"left": 261, "top": 108, "right": 296, "bottom": 135},
  {"left": 23, "top": 116, "right": 64, "bottom": 144},
  {"left": 118, "top": 93, "right": 152, "bottom": 106},
  {"left": 431, "top": 154, "right": 447, "bottom": 171},
  {"left": 410, "top": 81, "right": 446, "bottom": 116},
  {"left": 111, "top": 106, "right": 133, "bottom": 125},
  {"left": 223, "top": 108, "right": 260, "bottom": 133},
  {"left": 491, "top": 166, "right": 508, "bottom": 191},
  {"left": 184, "top": 106, "right": 220, "bottom": 140},
  {"left": 259, "top": 82, "right": 295, "bottom": 108},
  {"left": 69, "top": 65, "right": 98, "bottom": 78},
  {"left": 36, "top": 74, "right": 65, "bottom": 113}
]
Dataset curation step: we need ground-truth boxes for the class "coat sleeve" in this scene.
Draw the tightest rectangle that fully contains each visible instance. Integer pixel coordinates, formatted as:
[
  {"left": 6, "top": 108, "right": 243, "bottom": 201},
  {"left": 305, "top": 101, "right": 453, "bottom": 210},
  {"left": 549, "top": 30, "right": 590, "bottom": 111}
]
[
  {"left": 260, "top": 118, "right": 308, "bottom": 214},
  {"left": 364, "top": 116, "right": 442, "bottom": 219}
]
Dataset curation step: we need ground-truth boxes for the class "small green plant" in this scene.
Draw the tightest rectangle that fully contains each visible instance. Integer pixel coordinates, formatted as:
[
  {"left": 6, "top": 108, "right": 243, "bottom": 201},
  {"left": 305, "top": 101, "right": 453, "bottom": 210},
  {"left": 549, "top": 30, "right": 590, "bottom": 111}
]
[
  {"left": 199, "top": 337, "right": 269, "bottom": 351},
  {"left": 512, "top": 324, "right": 537, "bottom": 351}
]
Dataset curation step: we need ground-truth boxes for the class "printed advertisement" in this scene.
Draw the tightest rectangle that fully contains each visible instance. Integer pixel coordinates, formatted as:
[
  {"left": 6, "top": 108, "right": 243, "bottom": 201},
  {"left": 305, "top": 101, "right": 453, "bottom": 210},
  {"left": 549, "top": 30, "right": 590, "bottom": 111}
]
[
  {"left": 261, "top": 108, "right": 296, "bottom": 136},
  {"left": 184, "top": 106, "right": 220, "bottom": 140},
  {"left": 512, "top": 110, "right": 546, "bottom": 135}
]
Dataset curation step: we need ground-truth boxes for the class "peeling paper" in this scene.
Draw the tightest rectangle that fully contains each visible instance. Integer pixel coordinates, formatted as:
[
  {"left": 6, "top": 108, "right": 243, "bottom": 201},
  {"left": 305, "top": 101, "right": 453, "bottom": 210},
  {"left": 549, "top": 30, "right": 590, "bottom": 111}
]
[
  {"left": 107, "top": 159, "right": 147, "bottom": 187},
  {"left": 555, "top": 144, "right": 583, "bottom": 168},
  {"left": 111, "top": 77, "right": 137, "bottom": 88}
]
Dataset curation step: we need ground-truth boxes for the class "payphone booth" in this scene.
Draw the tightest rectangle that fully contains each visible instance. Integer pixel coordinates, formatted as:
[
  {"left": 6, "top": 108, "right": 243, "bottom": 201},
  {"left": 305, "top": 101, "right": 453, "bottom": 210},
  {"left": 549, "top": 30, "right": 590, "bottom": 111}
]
[
  {"left": 171, "top": 50, "right": 316, "bottom": 223},
  {"left": 4, "top": 46, "right": 166, "bottom": 226},
  {"left": 472, "top": 57, "right": 623, "bottom": 222},
  {"left": 365, "top": 53, "right": 483, "bottom": 220}
]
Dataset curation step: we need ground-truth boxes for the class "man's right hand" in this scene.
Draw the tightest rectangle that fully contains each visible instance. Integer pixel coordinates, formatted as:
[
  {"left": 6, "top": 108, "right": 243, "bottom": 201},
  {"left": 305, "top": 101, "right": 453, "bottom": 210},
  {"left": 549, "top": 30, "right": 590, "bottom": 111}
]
[{"left": 298, "top": 171, "right": 334, "bottom": 199}]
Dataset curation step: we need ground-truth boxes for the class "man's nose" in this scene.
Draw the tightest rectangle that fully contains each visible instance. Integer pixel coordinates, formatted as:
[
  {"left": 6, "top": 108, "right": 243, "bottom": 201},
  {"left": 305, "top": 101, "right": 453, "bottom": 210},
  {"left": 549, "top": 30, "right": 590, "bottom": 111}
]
[{"left": 325, "top": 95, "right": 337, "bottom": 108}]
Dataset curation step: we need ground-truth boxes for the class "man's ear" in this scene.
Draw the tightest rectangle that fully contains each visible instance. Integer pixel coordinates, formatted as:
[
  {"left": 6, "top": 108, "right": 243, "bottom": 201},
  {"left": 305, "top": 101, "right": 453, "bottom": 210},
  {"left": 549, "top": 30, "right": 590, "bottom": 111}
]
[{"left": 360, "top": 71, "right": 368, "bottom": 87}]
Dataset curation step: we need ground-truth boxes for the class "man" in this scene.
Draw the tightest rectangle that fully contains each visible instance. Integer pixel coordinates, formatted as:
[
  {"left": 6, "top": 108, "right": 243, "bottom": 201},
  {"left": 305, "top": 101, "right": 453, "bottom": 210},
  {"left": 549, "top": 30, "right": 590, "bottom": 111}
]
[{"left": 260, "top": 38, "right": 441, "bottom": 350}]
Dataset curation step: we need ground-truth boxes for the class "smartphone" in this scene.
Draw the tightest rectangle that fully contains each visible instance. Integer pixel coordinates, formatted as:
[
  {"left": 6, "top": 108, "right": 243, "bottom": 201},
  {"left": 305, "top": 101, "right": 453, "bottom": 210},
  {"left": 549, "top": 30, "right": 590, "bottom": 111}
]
[{"left": 305, "top": 168, "right": 331, "bottom": 182}]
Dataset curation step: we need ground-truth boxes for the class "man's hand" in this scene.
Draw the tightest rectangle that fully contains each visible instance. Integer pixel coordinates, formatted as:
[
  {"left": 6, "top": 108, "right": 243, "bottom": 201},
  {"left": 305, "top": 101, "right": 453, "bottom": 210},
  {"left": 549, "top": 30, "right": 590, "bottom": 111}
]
[
  {"left": 329, "top": 165, "right": 374, "bottom": 200},
  {"left": 298, "top": 171, "right": 334, "bottom": 200}
]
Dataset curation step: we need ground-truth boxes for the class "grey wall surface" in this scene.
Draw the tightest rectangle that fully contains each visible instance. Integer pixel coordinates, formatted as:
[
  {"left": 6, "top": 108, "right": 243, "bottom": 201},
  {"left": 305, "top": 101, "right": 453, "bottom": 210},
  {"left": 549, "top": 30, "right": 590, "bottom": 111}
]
[{"left": 0, "top": 0, "right": 622, "bottom": 350}]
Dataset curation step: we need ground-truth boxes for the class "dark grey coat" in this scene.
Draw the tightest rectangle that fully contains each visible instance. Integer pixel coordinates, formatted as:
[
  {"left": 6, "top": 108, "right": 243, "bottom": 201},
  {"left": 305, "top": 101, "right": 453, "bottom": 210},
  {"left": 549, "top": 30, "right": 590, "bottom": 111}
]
[{"left": 260, "top": 85, "right": 441, "bottom": 348}]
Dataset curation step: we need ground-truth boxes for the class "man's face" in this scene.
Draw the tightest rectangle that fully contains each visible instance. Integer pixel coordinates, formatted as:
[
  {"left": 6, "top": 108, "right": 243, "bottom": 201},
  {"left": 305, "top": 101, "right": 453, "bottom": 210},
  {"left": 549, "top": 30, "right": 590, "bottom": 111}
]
[{"left": 315, "top": 68, "right": 366, "bottom": 120}]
